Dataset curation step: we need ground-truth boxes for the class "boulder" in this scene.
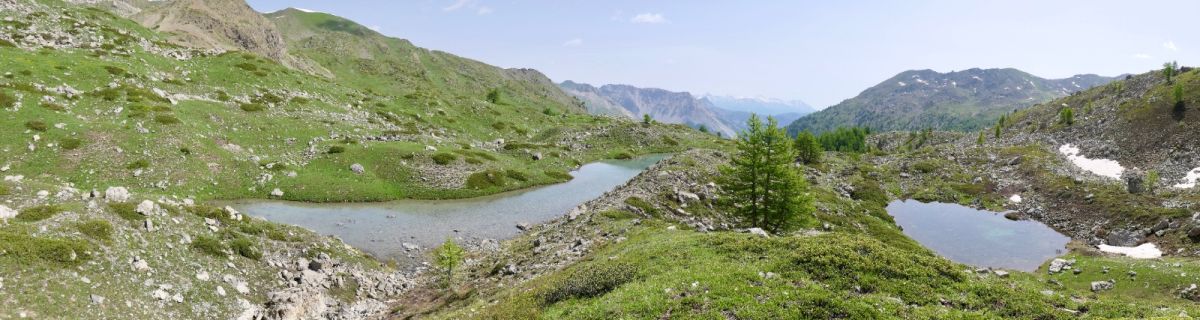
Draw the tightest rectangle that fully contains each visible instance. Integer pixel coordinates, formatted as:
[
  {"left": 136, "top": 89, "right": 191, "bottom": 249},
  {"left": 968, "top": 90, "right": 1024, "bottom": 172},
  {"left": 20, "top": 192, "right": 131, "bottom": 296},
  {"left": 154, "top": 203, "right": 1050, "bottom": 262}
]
[
  {"left": 1090, "top": 280, "right": 1115, "bottom": 292},
  {"left": 270, "top": 188, "right": 284, "bottom": 198},
  {"left": 135, "top": 200, "right": 157, "bottom": 216},
  {"left": 993, "top": 270, "right": 1010, "bottom": 278},
  {"left": 1123, "top": 168, "right": 1145, "bottom": 194},
  {"left": 1104, "top": 230, "right": 1144, "bottom": 247},
  {"left": 350, "top": 163, "right": 365, "bottom": 174},
  {"left": 516, "top": 222, "right": 531, "bottom": 231},
  {"left": 90, "top": 294, "right": 105, "bottom": 305},
  {"left": 1189, "top": 227, "right": 1200, "bottom": 242},
  {"left": 747, "top": 228, "right": 770, "bottom": 238},
  {"left": 0, "top": 205, "right": 16, "bottom": 221},
  {"left": 1048, "top": 258, "right": 1074, "bottom": 274},
  {"left": 132, "top": 257, "right": 151, "bottom": 272},
  {"left": 532, "top": 152, "right": 543, "bottom": 161},
  {"left": 105, "top": 186, "right": 130, "bottom": 202}
]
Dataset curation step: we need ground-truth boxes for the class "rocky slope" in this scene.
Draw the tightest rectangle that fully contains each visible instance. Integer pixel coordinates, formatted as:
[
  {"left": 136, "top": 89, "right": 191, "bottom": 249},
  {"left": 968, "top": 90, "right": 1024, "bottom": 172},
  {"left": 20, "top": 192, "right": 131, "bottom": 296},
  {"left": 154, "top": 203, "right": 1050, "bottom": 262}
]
[
  {"left": 787, "top": 68, "right": 1116, "bottom": 134},
  {"left": 560, "top": 81, "right": 748, "bottom": 137},
  {"left": 702, "top": 94, "right": 814, "bottom": 117}
]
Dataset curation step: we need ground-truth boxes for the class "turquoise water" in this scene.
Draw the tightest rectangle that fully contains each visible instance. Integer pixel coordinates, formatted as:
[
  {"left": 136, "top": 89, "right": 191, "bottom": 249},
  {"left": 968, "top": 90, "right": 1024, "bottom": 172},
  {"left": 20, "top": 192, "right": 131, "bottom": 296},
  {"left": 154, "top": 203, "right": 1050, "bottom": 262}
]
[
  {"left": 886, "top": 200, "right": 1070, "bottom": 272},
  {"left": 230, "top": 155, "right": 666, "bottom": 262}
]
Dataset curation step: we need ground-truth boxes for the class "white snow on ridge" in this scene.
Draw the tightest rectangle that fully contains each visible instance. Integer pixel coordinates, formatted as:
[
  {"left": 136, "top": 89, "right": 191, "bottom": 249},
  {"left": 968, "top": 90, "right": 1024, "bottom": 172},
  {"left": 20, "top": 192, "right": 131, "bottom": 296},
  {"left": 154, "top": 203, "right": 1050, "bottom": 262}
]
[
  {"left": 1174, "top": 167, "right": 1200, "bottom": 189},
  {"left": 294, "top": 7, "right": 318, "bottom": 13},
  {"left": 1059, "top": 144, "right": 1125, "bottom": 179},
  {"left": 1098, "top": 243, "right": 1162, "bottom": 259}
]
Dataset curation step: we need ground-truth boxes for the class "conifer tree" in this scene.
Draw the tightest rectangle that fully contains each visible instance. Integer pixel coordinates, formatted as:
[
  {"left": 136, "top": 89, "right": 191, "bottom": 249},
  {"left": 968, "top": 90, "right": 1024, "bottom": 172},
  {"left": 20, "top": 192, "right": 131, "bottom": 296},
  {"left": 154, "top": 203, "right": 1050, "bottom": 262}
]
[{"left": 720, "top": 115, "right": 814, "bottom": 232}]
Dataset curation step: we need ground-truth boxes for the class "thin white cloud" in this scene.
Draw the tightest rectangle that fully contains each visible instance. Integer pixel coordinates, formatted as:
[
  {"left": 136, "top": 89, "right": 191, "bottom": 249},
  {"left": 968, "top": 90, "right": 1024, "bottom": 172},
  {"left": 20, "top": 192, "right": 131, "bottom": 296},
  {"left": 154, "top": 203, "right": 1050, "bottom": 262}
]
[
  {"left": 1164, "top": 41, "right": 1178, "bottom": 51},
  {"left": 562, "top": 38, "right": 583, "bottom": 47},
  {"left": 631, "top": 13, "right": 666, "bottom": 24},
  {"left": 442, "top": 0, "right": 469, "bottom": 11},
  {"left": 1133, "top": 53, "right": 1153, "bottom": 59},
  {"left": 369, "top": 25, "right": 381, "bottom": 32},
  {"left": 476, "top": 6, "right": 493, "bottom": 15}
]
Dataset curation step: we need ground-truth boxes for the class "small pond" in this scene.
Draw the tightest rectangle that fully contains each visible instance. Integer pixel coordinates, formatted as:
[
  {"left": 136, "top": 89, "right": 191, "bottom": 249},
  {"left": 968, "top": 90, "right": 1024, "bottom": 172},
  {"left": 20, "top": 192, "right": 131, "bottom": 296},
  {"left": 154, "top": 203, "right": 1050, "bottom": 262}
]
[
  {"left": 886, "top": 200, "right": 1070, "bottom": 272},
  {"left": 229, "top": 154, "right": 667, "bottom": 264}
]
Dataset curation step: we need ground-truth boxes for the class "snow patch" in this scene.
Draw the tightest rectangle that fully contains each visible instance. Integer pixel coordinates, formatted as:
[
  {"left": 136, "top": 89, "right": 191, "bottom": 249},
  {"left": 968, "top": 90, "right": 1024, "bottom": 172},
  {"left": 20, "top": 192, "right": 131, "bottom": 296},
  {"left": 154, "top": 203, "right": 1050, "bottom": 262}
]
[
  {"left": 293, "top": 7, "right": 319, "bottom": 13},
  {"left": 1098, "top": 243, "right": 1162, "bottom": 259},
  {"left": 1174, "top": 167, "right": 1200, "bottom": 189},
  {"left": 897, "top": 81, "right": 907, "bottom": 87},
  {"left": 1058, "top": 144, "right": 1124, "bottom": 179},
  {"left": 1009, "top": 194, "right": 1023, "bottom": 203}
]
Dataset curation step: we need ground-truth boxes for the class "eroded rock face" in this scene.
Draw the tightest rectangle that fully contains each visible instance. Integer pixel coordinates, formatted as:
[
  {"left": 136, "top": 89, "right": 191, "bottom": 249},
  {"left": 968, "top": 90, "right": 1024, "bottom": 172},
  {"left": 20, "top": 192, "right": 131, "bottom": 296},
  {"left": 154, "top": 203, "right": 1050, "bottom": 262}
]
[
  {"left": 1090, "top": 280, "right": 1115, "bottom": 292},
  {"left": 1123, "top": 168, "right": 1145, "bottom": 194}
]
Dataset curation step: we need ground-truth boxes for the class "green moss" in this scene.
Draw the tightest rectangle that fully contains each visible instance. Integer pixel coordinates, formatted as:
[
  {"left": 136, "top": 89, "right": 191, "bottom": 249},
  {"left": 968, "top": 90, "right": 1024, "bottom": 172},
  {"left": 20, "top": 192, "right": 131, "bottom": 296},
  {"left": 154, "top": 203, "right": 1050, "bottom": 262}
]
[
  {"left": 17, "top": 205, "right": 62, "bottom": 222},
  {"left": 540, "top": 262, "right": 637, "bottom": 305},
  {"left": 153, "top": 114, "right": 181, "bottom": 125},
  {"left": 544, "top": 170, "right": 573, "bottom": 181},
  {"left": 465, "top": 170, "right": 508, "bottom": 189}
]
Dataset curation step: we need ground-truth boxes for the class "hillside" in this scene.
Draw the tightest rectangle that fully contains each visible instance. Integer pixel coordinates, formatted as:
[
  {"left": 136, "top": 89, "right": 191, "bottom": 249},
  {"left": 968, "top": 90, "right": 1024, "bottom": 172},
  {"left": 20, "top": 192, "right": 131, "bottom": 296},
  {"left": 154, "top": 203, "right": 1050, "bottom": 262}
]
[
  {"left": 0, "top": 0, "right": 718, "bottom": 318},
  {"left": 559, "top": 81, "right": 739, "bottom": 137},
  {"left": 787, "top": 68, "right": 1116, "bottom": 134}
]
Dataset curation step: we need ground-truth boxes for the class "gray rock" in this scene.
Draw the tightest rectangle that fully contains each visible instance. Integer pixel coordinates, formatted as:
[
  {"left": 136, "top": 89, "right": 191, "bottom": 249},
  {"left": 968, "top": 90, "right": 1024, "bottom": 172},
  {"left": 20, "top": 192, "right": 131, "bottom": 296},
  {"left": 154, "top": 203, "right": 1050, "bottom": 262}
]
[
  {"left": 1105, "top": 230, "right": 1144, "bottom": 247},
  {"left": 747, "top": 228, "right": 770, "bottom": 238},
  {"left": 270, "top": 188, "right": 284, "bottom": 197},
  {"left": 1189, "top": 227, "right": 1200, "bottom": 242},
  {"left": 105, "top": 186, "right": 130, "bottom": 202},
  {"left": 350, "top": 163, "right": 365, "bottom": 174},
  {"left": 532, "top": 152, "right": 543, "bottom": 160},
  {"left": 1090, "top": 280, "right": 1115, "bottom": 292},
  {"left": 993, "top": 270, "right": 1010, "bottom": 278},
  {"left": 516, "top": 223, "right": 531, "bottom": 231},
  {"left": 90, "top": 294, "right": 105, "bottom": 305},
  {"left": 1123, "top": 168, "right": 1145, "bottom": 194},
  {"left": 1048, "top": 258, "right": 1074, "bottom": 274}
]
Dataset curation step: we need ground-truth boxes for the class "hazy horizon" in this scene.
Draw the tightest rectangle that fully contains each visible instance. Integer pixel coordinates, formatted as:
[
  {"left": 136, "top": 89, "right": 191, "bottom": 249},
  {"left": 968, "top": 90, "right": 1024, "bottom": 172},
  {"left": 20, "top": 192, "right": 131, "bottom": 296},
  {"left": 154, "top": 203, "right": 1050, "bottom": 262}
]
[{"left": 248, "top": 0, "right": 1197, "bottom": 108}]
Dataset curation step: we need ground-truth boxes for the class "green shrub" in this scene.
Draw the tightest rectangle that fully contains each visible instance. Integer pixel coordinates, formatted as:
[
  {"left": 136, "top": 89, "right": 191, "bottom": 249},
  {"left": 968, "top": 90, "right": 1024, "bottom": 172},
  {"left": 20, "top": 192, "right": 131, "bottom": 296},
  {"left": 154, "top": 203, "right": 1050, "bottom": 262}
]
[
  {"left": 0, "top": 184, "right": 9, "bottom": 196},
  {"left": 60, "top": 137, "right": 83, "bottom": 150},
  {"left": 17, "top": 205, "right": 62, "bottom": 222},
  {"left": 612, "top": 151, "right": 634, "bottom": 160},
  {"left": 103, "top": 65, "right": 128, "bottom": 77},
  {"left": 191, "top": 235, "right": 226, "bottom": 256},
  {"left": 126, "top": 159, "right": 150, "bottom": 170},
  {"left": 491, "top": 122, "right": 509, "bottom": 130},
  {"left": 850, "top": 178, "right": 888, "bottom": 205},
  {"left": 0, "top": 230, "right": 93, "bottom": 267},
  {"left": 24, "top": 120, "right": 47, "bottom": 132},
  {"left": 107, "top": 203, "right": 144, "bottom": 221},
  {"left": 234, "top": 62, "right": 258, "bottom": 72},
  {"left": 76, "top": 220, "right": 113, "bottom": 242},
  {"left": 240, "top": 103, "right": 265, "bottom": 112},
  {"left": 544, "top": 170, "right": 573, "bottom": 181},
  {"left": 911, "top": 160, "right": 939, "bottom": 173},
  {"left": 504, "top": 170, "right": 529, "bottom": 182},
  {"left": 465, "top": 157, "right": 483, "bottom": 165},
  {"left": 189, "top": 205, "right": 237, "bottom": 225},
  {"left": 466, "top": 170, "right": 508, "bottom": 189},
  {"left": 598, "top": 210, "right": 637, "bottom": 220},
  {"left": 431, "top": 152, "right": 457, "bottom": 165},
  {"left": 327, "top": 145, "right": 345, "bottom": 154},
  {"left": 229, "top": 237, "right": 262, "bottom": 260},
  {"left": 215, "top": 90, "right": 231, "bottom": 101},
  {"left": 0, "top": 91, "right": 15, "bottom": 108},
  {"left": 540, "top": 262, "right": 636, "bottom": 305},
  {"left": 153, "top": 114, "right": 181, "bottom": 125},
  {"left": 623, "top": 197, "right": 660, "bottom": 217}
]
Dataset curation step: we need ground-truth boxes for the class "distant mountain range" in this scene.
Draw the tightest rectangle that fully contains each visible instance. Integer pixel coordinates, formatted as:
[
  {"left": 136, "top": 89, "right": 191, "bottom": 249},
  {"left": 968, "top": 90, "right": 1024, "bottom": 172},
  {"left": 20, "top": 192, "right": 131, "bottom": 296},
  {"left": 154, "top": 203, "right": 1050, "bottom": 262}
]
[
  {"left": 559, "top": 82, "right": 812, "bottom": 137},
  {"left": 786, "top": 68, "right": 1118, "bottom": 135}
]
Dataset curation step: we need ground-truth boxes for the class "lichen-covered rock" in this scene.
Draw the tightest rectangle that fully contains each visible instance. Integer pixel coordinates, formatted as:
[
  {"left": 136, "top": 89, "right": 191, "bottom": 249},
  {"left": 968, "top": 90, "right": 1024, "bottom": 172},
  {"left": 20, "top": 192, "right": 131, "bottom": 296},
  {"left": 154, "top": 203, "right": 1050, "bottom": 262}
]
[{"left": 105, "top": 186, "right": 131, "bottom": 202}]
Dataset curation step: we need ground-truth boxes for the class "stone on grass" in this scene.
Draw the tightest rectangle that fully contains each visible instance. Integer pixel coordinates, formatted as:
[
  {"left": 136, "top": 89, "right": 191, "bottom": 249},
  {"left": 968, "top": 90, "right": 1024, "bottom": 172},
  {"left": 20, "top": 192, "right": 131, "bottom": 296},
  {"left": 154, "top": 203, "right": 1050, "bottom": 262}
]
[
  {"left": 1048, "top": 258, "right": 1074, "bottom": 274},
  {"left": 135, "top": 200, "right": 157, "bottom": 216},
  {"left": 350, "top": 163, "right": 365, "bottom": 174},
  {"left": 1090, "top": 280, "right": 1115, "bottom": 292},
  {"left": 105, "top": 186, "right": 130, "bottom": 202},
  {"left": 0, "top": 205, "right": 16, "bottom": 221},
  {"left": 270, "top": 188, "right": 284, "bottom": 198},
  {"left": 748, "top": 228, "right": 770, "bottom": 238}
]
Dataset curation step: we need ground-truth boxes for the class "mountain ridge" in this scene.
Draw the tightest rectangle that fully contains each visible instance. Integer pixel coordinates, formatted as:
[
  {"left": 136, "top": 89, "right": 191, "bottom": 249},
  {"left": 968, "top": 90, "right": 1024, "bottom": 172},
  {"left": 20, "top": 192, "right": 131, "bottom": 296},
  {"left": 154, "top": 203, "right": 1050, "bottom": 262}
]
[{"left": 787, "top": 68, "right": 1118, "bottom": 134}]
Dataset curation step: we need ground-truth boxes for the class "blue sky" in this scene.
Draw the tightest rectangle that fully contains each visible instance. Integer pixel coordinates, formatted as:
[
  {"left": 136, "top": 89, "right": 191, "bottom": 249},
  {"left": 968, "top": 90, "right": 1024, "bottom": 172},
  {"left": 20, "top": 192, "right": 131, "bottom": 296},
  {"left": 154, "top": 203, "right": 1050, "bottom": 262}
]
[{"left": 247, "top": 0, "right": 1196, "bottom": 108}]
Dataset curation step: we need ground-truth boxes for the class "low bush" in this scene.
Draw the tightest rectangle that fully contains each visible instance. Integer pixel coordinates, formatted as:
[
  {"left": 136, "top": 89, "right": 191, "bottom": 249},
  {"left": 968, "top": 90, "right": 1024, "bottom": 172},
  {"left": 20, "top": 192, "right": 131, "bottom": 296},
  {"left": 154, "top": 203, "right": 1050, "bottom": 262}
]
[
  {"left": 539, "top": 262, "right": 637, "bottom": 305},
  {"left": 623, "top": 197, "right": 660, "bottom": 217},
  {"left": 107, "top": 203, "right": 144, "bottom": 221},
  {"left": 229, "top": 237, "right": 262, "bottom": 260},
  {"left": 240, "top": 103, "right": 265, "bottom": 112},
  {"left": 911, "top": 160, "right": 940, "bottom": 173},
  {"left": 191, "top": 235, "right": 226, "bottom": 256},
  {"left": 466, "top": 170, "right": 508, "bottom": 189},
  {"left": 327, "top": 145, "right": 346, "bottom": 154},
  {"left": 153, "top": 114, "right": 181, "bottom": 125},
  {"left": 612, "top": 151, "right": 634, "bottom": 160},
  {"left": 431, "top": 152, "right": 457, "bottom": 165},
  {"left": 504, "top": 170, "right": 529, "bottom": 182},
  {"left": 60, "top": 137, "right": 83, "bottom": 150},
  {"left": 0, "top": 230, "right": 93, "bottom": 267},
  {"left": 544, "top": 170, "right": 573, "bottom": 181},
  {"left": 24, "top": 120, "right": 47, "bottom": 132},
  {"left": 17, "top": 205, "right": 62, "bottom": 222},
  {"left": 40, "top": 102, "right": 65, "bottom": 112},
  {"left": 76, "top": 220, "right": 114, "bottom": 242},
  {"left": 0, "top": 91, "right": 15, "bottom": 108},
  {"left": 126, "top": 159, "right": 150, "bottom": 170}
]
